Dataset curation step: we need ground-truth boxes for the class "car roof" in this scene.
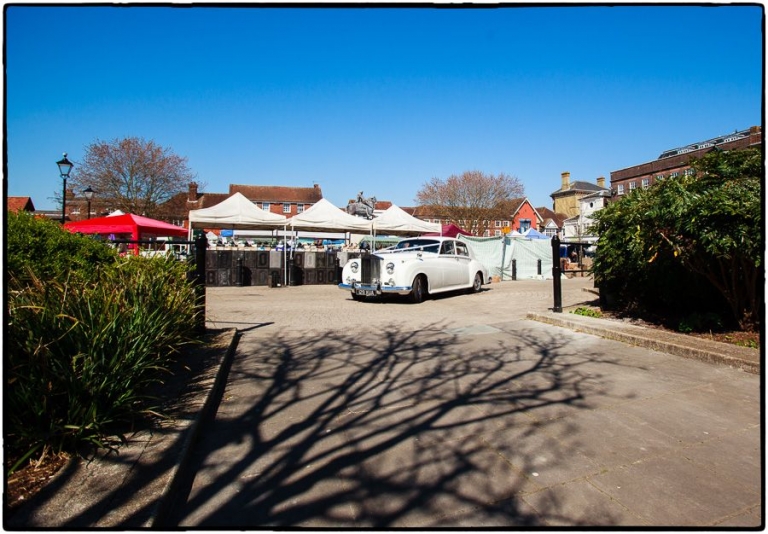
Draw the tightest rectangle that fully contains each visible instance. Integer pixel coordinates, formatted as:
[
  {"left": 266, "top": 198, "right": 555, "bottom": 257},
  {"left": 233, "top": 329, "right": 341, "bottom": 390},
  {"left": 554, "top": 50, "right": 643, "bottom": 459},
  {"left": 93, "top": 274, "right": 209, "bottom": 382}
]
[{"left": 402, "top": 236, "right": 454, "bottom": 241}]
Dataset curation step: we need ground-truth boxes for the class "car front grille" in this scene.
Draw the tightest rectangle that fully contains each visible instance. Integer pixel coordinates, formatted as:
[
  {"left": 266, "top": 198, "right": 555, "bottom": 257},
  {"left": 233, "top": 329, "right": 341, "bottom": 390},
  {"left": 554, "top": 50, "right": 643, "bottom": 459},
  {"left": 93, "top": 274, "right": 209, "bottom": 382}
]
[{"left": 360, "top": 254, "right": 381, "bottom": 284}]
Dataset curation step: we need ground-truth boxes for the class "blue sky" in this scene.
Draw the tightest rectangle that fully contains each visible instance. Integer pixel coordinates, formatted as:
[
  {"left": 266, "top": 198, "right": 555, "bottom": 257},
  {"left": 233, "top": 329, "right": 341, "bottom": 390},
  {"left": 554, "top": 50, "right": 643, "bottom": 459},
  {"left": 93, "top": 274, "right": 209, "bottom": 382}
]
[{"left": 5, "top": 4, "right": 763, "bottom": 212}]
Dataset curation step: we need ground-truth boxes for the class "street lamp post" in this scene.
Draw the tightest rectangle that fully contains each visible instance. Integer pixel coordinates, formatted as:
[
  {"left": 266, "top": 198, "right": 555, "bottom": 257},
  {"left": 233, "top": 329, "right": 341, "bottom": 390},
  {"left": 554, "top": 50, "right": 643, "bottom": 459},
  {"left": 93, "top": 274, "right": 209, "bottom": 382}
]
[
  {"left": 56, "top": 153, "right": 74, "bottom": 224},
  {"left": 83, "top": 187, "right": 95, "bottom": 219}
]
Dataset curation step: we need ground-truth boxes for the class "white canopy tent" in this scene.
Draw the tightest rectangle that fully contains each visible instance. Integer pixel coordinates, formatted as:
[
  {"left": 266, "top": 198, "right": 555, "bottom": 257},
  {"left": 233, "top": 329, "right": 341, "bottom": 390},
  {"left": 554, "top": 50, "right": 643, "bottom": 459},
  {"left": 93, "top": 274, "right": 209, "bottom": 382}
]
[
  {"left": 372, "top": 205, "right": 442, "bottom": 235},
  {"left": 286, "top": 198, "right": 372, "bottom": 233},
  {"left": 188, "top": 192, "right": 288, "bottom": 229}
]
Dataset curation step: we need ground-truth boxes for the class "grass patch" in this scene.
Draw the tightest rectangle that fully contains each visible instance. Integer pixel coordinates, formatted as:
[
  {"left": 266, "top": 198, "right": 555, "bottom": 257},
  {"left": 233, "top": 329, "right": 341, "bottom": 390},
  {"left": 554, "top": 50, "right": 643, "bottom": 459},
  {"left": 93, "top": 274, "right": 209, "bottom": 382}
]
[{"left": 571, "top": 306, "right": 603, "bottom": 318}]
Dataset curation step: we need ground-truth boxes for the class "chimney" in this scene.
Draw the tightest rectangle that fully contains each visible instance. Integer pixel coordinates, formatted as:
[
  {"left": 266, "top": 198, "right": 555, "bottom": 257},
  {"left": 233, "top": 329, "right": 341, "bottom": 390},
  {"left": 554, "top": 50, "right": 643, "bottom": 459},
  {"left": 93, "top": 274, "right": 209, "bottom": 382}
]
[
  {"left": 188, "top": 182, "right": 199, "bottom": 202},
  {"left": 597, "top": 176, "right": 605, "bottom": 188},
  {"left": 561, "top": 172, "right": 570, "bottom": 190}
]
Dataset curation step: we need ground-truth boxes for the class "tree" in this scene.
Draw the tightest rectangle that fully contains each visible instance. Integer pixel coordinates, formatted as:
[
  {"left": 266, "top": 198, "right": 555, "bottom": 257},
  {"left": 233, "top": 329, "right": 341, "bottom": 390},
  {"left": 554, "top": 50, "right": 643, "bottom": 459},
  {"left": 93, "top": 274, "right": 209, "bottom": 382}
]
[
  {"left": 592, "top": 147, "right": 762, "bottom": 331},
  {"left": 68, "top": 137, "right": 196, "bottom": 218},
  {"left": 415, "top": 171, "right": 525, "bottom": 235}
]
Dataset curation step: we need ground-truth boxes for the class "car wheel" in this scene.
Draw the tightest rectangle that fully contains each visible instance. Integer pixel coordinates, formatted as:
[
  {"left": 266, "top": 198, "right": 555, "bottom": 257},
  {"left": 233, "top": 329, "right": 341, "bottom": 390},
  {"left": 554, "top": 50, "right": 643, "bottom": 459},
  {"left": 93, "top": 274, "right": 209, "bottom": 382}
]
[
  {"left": 409, "top": 275, "right": 427, "bottom": 303},
  {"left": 469, "top": 272, "right": 483, "bottom": 293}
]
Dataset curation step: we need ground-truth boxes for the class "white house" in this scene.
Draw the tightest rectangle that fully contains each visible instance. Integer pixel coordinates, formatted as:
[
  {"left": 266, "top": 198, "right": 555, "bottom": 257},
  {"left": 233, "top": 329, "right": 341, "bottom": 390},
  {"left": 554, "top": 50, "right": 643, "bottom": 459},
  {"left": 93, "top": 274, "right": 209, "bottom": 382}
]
[{"left": 562, "top": 189, "right": 611, "bottom": 242}]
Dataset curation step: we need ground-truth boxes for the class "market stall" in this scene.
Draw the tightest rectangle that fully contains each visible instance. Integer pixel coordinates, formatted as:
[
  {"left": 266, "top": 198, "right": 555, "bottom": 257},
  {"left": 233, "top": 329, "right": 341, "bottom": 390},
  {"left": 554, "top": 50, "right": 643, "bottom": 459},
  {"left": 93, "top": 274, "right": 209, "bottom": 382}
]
[{"left": 63, "top": 213, "right": 189, "bottom": 255}]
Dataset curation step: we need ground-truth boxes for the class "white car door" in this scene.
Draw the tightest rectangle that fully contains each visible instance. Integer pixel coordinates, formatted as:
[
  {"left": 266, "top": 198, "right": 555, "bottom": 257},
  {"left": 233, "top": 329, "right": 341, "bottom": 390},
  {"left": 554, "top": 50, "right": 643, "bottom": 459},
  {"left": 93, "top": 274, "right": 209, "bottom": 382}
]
[
  {"left": 454, "top": 241, "right": 473, "bottom": 286},
  {"left": 439, "top": 240, "right": 467, "bottom": 288}
]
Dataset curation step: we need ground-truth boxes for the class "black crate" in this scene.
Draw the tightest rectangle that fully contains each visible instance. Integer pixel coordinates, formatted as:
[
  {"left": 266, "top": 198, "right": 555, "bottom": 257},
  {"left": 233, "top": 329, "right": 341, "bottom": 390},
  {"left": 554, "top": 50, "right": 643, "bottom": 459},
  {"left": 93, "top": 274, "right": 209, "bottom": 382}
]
[
  {"left": 255, "top": 269, "right": 269, "bottom": 286},
  {"left": 217, "top": 251, "right": 232, "bottom": 269},
  {"left": 205, "top": 250, "right": 217, "bottom": 269}
]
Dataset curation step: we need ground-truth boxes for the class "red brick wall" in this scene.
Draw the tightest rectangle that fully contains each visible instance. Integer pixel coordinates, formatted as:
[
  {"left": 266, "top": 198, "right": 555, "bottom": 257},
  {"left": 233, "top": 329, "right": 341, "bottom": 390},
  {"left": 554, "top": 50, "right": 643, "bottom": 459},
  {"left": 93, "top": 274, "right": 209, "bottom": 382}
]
[{"left": 512, "top": 203, "right": 538, "bottom": 232}]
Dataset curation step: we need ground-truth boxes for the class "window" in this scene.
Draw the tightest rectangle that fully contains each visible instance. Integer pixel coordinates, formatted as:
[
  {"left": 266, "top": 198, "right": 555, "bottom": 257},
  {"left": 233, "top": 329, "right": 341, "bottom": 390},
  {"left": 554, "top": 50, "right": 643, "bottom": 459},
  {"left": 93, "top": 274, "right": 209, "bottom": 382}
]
[
  {"left": 641, "top": 178, "right": 650, "bottom": 189},
  {"left": 544, "top": 227, "right": 557, "bottom": 237},
  {"left": 519, "top": 218, "right": 531, "bottom": 232},
  {"left": 503, "top": 221, "right": 510, "bottom": 228},
  {"left": 283, "top": 203, "right": 291, "bottom": 214},
  {"left": 262, "top": 202, "right": 270, "bottom": 211},
  {"left": 495, "top": 221, "right": 501, "bottom": 227},
  {"left": 617, "top": 184, "right": 625, "bottom": 195},
  {"left": 456, "top": 242, "right": 470, "bottom": 257},
  {"left": 494, "top": 230, "right": 502, "bottom": 237},
  {"left": 684, "top": 168, "right": 695, "bottom": 176},
  {"left": 656, "top": 174, "right": 665, "bottom": 180},
  {"left": 670, "top": 171, "right": 679, "bottom": 178},
  {"left": 297, "top": 204, "right": 305, "bottom": 213},
  {"left": 629, "top": 182, "right": 637, "bottom": 191}
]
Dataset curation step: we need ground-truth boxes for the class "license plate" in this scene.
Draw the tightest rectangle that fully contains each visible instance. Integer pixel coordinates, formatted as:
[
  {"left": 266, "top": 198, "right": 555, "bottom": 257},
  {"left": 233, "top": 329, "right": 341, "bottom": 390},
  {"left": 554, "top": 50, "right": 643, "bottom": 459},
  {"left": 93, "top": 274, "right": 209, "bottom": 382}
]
[{"left": 355, "top": 289, "right": 377, "bottom": 296}]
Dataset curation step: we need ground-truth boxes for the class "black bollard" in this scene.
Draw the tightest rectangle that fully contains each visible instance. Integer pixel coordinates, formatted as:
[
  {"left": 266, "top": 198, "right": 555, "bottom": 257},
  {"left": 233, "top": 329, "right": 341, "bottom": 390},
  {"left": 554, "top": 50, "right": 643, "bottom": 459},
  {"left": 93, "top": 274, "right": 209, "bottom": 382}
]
[
  {"left": 511, "top": 259, "right": 517, "bottom": 281},
  {"left": 537, "top": 258, "right": 542, "bottom": 276},
  {"left": 235, "top": 256, "right": 244, "bottom": 287},
  {"left": 551, "top": 236, "right": 562, "bottom": 312},
  {"left": 194, "top": 235, "right": 208, "bottom": 333}
]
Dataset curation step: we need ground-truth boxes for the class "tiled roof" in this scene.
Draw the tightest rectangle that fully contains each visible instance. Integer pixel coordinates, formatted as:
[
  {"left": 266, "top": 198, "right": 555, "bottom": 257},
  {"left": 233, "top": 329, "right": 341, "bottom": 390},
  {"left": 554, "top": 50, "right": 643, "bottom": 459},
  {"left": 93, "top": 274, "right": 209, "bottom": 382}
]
[
  {"left": 497, "top": 197, "right": 525, "bottom": 215},
  {"left": 552, "top": 181, "right": 606, "bottom": 195},
  {"left": 230, "top": 184, "right": 323, "bottom": 204},
  {"left": 197, "top": 193, "right": 230, "bottom": 209},
  {"left": 8, "top": 197, "right": 35, "bottom": 212},
  {"left": 535, "top": 207, "right": 568, "bottom": 228}
]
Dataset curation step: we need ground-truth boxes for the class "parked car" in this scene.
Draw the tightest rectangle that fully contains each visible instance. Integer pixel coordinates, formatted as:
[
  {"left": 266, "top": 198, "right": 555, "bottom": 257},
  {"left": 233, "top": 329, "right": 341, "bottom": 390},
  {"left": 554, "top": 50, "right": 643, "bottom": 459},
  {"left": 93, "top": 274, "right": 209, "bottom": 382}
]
[{"left": 338, "top": 237, "right": 489, "bottom": 303}]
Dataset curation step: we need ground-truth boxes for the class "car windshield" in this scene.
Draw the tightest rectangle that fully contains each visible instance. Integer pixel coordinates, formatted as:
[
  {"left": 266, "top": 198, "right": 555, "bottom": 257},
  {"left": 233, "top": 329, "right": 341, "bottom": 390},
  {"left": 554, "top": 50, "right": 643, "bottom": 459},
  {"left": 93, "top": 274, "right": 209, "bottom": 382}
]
[{"left": 393, "top": 239, "right": 440, "bottom": 253}]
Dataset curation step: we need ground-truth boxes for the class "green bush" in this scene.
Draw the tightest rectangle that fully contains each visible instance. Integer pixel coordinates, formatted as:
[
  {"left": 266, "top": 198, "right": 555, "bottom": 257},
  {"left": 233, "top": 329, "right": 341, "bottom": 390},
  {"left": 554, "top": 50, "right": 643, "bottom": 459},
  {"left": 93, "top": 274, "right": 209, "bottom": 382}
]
[
  {"left": 7, "top": 211, "right": 118, "bottom": 284},
  {"left": 6, "top": 215, "right": 201, "bottom": 470},
  {"left": 591, "top": 147, "right": 762, "bottom": 331}
]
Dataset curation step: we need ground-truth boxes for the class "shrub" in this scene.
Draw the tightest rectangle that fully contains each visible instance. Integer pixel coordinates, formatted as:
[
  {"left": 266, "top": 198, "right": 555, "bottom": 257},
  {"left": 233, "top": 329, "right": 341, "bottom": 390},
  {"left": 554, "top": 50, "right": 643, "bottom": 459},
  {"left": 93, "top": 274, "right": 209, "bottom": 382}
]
[
  {"left": 7, "top": 211, "right": 117, "bottom": 284},
  {"left": 591, "top": 147, "right": 762, "bottom": 331},
  {"left": 6, "top": 215, "right": 201, "bottom": 469}
]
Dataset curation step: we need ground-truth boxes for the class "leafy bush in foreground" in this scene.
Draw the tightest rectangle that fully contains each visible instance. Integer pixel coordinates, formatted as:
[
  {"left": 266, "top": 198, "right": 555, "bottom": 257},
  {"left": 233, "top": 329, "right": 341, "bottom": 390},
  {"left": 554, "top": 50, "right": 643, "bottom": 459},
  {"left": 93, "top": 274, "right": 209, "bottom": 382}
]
[
  {"left": 7, "top": 211, "right": 117, "bottom": 283},
  {"left": 591, "top": 147, "right": 762, "bottom": 331},
  {"left": 6, "top": 215, "right": 201, "bottom": 470}
]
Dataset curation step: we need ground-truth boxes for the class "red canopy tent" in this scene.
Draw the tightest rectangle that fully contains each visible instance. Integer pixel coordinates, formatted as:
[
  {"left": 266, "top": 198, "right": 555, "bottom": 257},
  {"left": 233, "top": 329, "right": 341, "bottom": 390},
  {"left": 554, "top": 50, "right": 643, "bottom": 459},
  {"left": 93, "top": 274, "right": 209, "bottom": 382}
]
[
  {"left": 64, "top": 213, "right": 188, "bottom": 254},
  {"left": 424, "top": 223, "right": 471, "bottom": 238}
]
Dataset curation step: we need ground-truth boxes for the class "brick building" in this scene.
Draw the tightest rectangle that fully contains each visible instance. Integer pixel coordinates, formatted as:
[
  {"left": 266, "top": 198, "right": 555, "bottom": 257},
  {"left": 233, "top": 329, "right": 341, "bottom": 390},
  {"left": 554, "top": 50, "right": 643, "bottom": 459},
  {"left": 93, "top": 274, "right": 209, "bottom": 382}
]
[
  {"left": 7, "top": 197, "right": 35, "bottom": 213},
  {"left": 403, "top": 197, "right": 543, "bottom": 237},
  {"left": 550, "top": 172, "right": 609, "bottom": 219},
  {"left": 159, "top": 182, "right": 325, "bottom": 226},
  {"left": 610, "top": 126, "right": 762, "bottom": 199}
]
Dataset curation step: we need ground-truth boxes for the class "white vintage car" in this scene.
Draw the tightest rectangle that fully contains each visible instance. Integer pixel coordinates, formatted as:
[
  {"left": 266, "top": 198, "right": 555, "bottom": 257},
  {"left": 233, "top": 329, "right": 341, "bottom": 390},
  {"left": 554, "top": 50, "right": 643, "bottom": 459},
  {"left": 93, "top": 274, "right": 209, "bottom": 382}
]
[{"left": 338, "top": 237, "right": 489, "bottom": 303}]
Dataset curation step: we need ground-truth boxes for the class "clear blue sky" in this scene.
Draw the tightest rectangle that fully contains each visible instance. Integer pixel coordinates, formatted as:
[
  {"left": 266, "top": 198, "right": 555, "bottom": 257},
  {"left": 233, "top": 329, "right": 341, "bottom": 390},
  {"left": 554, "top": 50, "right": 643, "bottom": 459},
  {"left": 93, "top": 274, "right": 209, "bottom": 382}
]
[{"left": 5, "top": 4, "right": 763, "bottom": 212}]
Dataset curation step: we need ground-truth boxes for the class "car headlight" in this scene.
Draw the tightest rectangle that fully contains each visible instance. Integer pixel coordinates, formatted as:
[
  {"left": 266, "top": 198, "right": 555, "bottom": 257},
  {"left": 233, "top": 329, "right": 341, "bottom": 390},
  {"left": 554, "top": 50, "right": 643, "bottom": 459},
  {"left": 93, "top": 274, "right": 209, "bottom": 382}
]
[
  {"left": 386, "top": 262, "right": 395, "bottom": 274},
  {"left": 350, "top": 261, "right": 359, "bottom": 273}
]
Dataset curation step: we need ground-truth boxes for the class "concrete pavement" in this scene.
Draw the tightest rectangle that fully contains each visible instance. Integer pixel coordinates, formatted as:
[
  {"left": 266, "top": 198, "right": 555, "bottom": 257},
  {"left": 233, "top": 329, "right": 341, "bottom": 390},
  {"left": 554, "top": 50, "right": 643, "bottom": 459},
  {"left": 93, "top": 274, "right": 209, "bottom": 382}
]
[{"left": 6, "top": 277, "right": 762, "bottom": 528}]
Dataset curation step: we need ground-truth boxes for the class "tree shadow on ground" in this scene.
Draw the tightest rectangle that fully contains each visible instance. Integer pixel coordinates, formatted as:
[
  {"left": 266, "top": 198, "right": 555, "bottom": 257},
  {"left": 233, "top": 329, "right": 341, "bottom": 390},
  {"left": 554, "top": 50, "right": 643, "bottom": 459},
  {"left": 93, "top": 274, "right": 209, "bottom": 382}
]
[{"left": 172, "top": 322, "right": 633, "bottom": 528}]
